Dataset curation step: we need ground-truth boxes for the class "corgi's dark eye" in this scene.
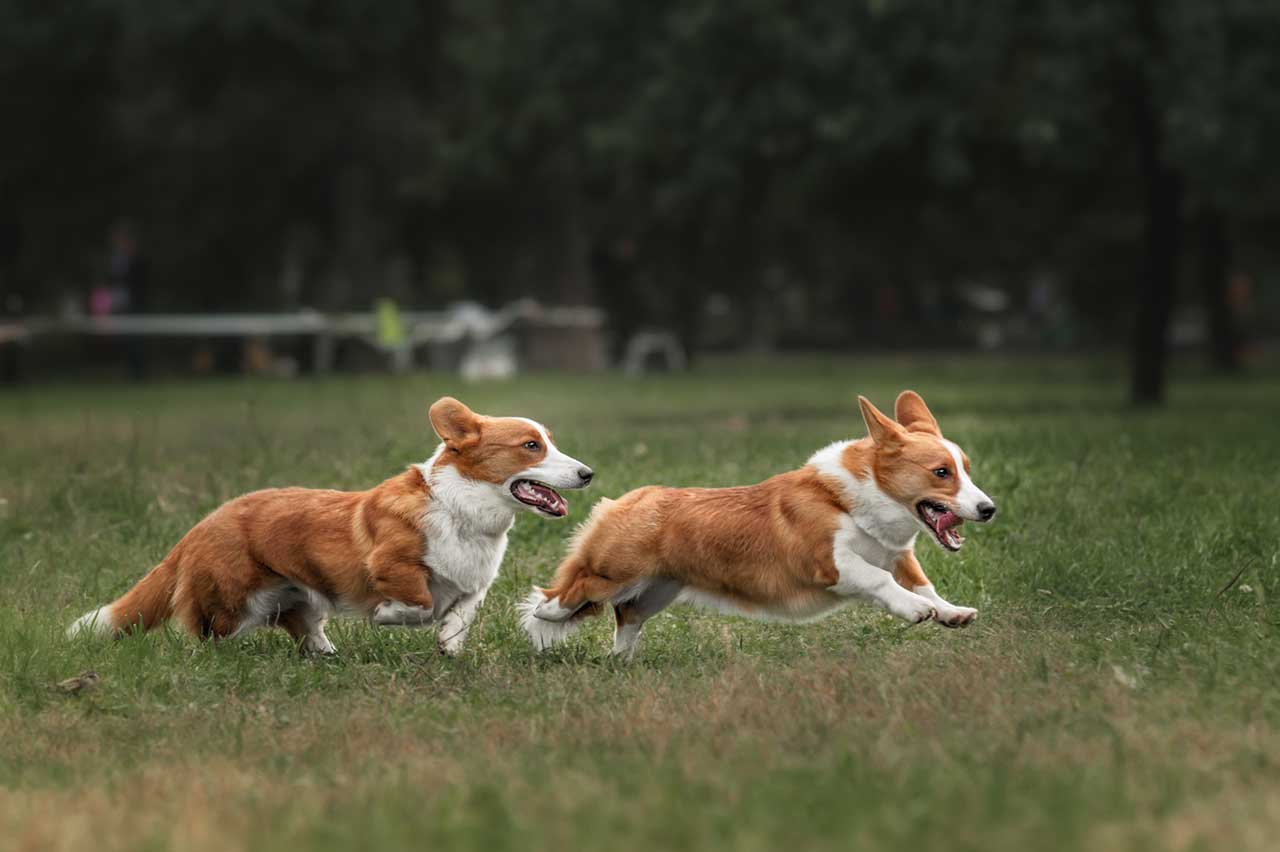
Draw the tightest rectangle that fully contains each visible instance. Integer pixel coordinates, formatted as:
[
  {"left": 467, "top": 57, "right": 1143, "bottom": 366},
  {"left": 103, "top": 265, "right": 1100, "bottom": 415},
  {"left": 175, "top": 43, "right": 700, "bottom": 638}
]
[
  {"left": 524, "top": 441, "right": 541, "bottom": 451},
  {"left": 933, "top": 467, "right": 951, "bottom": 479}
]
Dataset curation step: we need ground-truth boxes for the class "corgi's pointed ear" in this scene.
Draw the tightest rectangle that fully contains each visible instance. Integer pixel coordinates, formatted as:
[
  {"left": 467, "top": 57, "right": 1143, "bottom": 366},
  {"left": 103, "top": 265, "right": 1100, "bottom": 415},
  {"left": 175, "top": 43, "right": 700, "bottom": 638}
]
[
  {"left": 858, "top": 396, "right": 903, "bottom": 445},
  {"left": 429, "top": 397, "right": 480, "bottom": 449},
  {"left": 894, "top": 390, "right": 940, "bottom": 435}
]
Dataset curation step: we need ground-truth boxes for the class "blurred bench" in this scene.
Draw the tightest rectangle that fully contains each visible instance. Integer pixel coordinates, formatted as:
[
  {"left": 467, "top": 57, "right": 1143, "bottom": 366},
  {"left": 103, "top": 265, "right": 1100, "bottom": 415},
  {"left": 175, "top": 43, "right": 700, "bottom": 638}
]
[{"left": 10, "top": 301, "right": 606, "bottom": 375}]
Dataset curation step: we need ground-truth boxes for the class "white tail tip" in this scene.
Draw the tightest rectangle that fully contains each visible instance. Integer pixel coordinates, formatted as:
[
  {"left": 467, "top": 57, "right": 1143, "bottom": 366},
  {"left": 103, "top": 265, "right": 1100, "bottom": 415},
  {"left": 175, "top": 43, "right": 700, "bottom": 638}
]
[
  {"left": 517, "top": 589, "right": 582, "bottom": 652},
  {"left": 67, "top": 606, "right": 115, "bottom": 639}
]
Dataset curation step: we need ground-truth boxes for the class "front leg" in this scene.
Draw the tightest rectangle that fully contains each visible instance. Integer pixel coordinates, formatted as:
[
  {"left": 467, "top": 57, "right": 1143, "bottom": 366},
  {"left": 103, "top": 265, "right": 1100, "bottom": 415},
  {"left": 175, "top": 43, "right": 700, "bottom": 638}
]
[
  {"left": 827, "top": 544, "right": 936, "bottom": 624},
  {"left": 893, "top": 551, "right": 977, "bottom": 628},
  {"left": 436, "top": 589, "right": 487, "bottom": 656},
  {"left": 369, "top": 542, "right": 435, "bottom": 627}
]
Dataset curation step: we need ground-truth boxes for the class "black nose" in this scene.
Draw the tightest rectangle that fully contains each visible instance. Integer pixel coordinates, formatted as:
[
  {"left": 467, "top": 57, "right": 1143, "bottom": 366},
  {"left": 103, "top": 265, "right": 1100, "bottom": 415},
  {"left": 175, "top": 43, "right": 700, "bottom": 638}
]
[
  {"left": 578, "top": 467, "right": 594, "bottom": 484},
  {"left": 977, "top": 502, "right": 997, "bottom": 522}
]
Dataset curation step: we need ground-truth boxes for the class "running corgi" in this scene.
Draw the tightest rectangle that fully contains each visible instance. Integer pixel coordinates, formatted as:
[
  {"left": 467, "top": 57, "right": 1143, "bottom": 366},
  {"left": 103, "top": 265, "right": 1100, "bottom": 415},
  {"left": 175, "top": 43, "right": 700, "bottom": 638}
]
[
  {"left": 519, "top": 391, "right": 995, "bottom": 660},
  {"left": 68, "top": 397, "right": 593, "bottom": 656}
]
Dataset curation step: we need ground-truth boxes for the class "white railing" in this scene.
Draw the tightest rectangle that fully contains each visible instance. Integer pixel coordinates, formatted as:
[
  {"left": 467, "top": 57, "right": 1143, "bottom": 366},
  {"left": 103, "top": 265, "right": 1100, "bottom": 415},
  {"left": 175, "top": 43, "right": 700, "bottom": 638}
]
[{"left": 3, "top": 300, "right": 604, "bottom": 373}]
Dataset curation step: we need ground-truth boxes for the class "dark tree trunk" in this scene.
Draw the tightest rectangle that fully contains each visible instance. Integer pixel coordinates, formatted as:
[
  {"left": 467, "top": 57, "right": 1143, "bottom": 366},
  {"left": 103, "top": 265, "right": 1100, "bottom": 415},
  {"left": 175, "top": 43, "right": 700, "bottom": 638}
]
[
  {"left": 674, "top": 224, "right": 706, "bottom": 367},
  {"left": 1197, "top": 207, "right": 1240, "bottom": 372},
  {"left": 675, "top": 274, "right": 704, "bottom": 367},
  {"left": 556, "top": 166, "right": 593, "bottom": 307},
  {"left": 1129, "top": 0, "right": 1182, "bottom": 406},
  {"left": 1130, "top": 147, "right": 1181, "bottom": 405}
]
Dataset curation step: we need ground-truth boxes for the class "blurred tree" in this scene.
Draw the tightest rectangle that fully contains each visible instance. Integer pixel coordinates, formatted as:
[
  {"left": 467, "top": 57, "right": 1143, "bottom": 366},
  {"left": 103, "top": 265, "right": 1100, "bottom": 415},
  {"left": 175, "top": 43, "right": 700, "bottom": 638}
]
[
  {"left": 110, "top": 0, "right": 445, "bottom": 309},
  {"left": 434, "top": 0, "right": 1027, "bottom": 351},
  {"left": 2, "top": 0, "right": 1279, "bottom": 388},
  {"left": 0, "top": 0, "right": 445, "bottom": 310},
  {"left": 0, "top": 2, "right": 121, "bottom": 302},
  {"left": 1167, "top": 1, "right": 1280, "bottom": 374},
  {"left": 1000, "top": 0, "right": 1280, "bottom": 402}
]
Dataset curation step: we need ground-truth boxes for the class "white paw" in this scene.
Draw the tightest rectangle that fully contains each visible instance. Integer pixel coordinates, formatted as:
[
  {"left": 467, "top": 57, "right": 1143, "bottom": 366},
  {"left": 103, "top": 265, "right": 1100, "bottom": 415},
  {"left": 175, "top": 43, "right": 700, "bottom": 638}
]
[
  {"left": 933, "top": 604, "right": 978, "bottom": 628},
  {"left": 889, "top": 594, "right": 937, "bottom": 624},
  {"left": 372, "top": 601, "right": 433, "bottom": 627},
  {"left": 533, "top": 596, "right": 579, "bottom": 623},
  {"left": 436, "top": 618, "right": 467, "bottom": 656},
  {"left": 302, "top": 633, "right": 337, "bottom": 655}
]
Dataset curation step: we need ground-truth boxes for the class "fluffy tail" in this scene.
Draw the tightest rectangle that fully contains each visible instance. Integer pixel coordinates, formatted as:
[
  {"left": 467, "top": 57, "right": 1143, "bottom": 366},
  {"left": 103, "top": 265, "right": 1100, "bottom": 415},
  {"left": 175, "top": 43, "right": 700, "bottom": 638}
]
[
  {"left": 67, "top": 557, "right": 178, "bottom": 639},
  {"left": 517, "top": 587, "right": 596, "bottom": 651}
]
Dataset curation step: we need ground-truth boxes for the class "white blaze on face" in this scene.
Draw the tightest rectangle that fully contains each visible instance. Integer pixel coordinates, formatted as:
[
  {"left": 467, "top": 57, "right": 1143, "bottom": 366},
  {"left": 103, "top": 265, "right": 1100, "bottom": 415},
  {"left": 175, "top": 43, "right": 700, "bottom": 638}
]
[
  {"left": 508, "top": 418, "right": 590, "bottom": 490},
  {"left": 942, "top": 439, "right": 991, "bottom": 520}
]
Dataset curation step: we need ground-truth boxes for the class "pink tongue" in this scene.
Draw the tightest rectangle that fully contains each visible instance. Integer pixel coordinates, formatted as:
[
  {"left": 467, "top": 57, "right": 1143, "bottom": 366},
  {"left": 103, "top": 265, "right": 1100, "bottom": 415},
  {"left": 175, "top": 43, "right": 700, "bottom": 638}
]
[{"left": 935, "top": 511, "right": 961, "bottom": 531}]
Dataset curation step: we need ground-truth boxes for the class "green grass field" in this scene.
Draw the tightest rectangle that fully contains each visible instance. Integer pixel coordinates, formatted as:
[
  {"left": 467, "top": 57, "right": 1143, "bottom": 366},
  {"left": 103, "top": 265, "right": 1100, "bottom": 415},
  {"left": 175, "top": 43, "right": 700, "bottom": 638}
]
[{"left": 1, "top": 356, "right": 1278, "bottom": 851}]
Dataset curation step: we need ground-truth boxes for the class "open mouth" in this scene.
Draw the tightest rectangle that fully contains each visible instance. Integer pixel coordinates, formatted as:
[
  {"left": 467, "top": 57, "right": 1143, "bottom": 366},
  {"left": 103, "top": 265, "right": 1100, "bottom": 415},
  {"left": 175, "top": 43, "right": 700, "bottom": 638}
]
[
  {"left": 917, "top": 500, "right": 964, "bottom": 551},
  {"left": 511, "top": 480, "right": 568, "bottom": 517}
]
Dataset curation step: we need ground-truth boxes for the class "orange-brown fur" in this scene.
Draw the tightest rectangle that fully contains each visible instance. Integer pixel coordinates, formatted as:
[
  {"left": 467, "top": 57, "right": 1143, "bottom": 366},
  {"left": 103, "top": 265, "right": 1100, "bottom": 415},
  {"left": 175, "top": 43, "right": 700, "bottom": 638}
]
[
  {"left": 81, "top": 397, "right": 565, "bottom": 647},
  {"left": 892, "top": 551, "right": 931, "bottom": 591},
  {"left": 532, "top": 390, "right": 986, "bottom": 648},
  {"left": 855, "top": 393, "right": 969, "bottom": 511},
  {"left": 545, "top": 469, "right": 848, "bottom": 618},
  {"left": 431, "top": 401, "right": 553, "bottom": 482},
  {"left": 106, "top": 468, "right": 433, "bottom": 638}
]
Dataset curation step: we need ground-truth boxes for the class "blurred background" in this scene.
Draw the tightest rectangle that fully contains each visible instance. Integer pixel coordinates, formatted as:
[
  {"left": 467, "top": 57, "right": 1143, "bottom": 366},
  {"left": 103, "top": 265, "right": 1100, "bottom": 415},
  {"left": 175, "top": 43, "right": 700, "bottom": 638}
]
[{"left": 1, "top": 0, "right": 1277, "bottom": 403}]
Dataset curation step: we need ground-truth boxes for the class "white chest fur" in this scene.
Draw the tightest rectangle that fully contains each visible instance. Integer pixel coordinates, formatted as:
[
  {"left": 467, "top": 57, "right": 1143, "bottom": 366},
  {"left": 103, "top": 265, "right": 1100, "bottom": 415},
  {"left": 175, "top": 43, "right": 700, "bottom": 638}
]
[
  {"left": 808, "top": 440, "right": 919, "bottom": 569},
  {"left": 844, "top": 519, "right": 914, "bottom": 570},
  {"left": 416, "top": 461, "right": 516, "bottom": 613},
  {"left": 422, "top": 516, "right": 510, "bottom": 597}
]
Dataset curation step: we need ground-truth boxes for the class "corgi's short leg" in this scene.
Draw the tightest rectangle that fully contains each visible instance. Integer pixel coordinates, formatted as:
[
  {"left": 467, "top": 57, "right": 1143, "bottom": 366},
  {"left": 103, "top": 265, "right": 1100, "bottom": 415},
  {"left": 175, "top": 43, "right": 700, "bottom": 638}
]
[
  {"left": 371, "top": 600, "right": 434, "bottom": 626},
  {"left": 520, "top": 559, "right": 636, "bottom": 652},
  {"left": 893, "top": 552, "right": 977, "bottom": 628},
  {"left": 829, "top": 549, "right": 936, "bottom": 623},
  {"left": 437, "top": 589, "right": 487, "bottom": 656},
  {"left": 277, "top": 606, "right": 338, "bottom": 655},
  {"left": 914, "top": 585, "right": 977, "bottom": 628},
  {"left": 302, "top": 622, "right": 337, "bottom": 655},
  {"left": 611, "top": 578, "right": 682, "bottom": 662},
  {"left": 298, "top": 599, "right": 337, "bottom": 655},
  {"left": 369, "top": 543, "right": 434, "bottom": 627},
  {"left": 533, "top": 594, "right": 586, "bottom": 622}
]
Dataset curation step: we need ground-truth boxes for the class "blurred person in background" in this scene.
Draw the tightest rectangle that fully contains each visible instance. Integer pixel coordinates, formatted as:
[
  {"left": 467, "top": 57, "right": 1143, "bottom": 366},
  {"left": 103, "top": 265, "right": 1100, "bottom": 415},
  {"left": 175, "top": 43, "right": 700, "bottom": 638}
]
[
  {"left": 96, "top": 220, "right": 151, "bottom": 379},
  {"left": 1229, "top": 272, "right": 1257, "bottom": 363}
]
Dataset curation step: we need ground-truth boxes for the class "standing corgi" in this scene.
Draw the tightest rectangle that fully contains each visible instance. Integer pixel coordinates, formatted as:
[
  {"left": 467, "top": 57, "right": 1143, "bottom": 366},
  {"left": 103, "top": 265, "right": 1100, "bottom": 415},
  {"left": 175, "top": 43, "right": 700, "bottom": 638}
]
[
  {"left": 68, "top": 397, "right": 593, "bottom": 656},
  {"left": 520, "top": 391, "right": 995, "bottom": 660}
]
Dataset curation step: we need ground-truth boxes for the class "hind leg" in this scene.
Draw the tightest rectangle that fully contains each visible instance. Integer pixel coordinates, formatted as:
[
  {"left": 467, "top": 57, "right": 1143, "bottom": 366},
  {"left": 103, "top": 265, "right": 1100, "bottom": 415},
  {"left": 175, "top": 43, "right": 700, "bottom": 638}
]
[
  {"left": 276, "top": 606, "right": 337, "bottom": 656},
  {"left": 612, "top": 578, "right": 682, "bottom": 662},
  {"left": 174, "top": 585, "right": 251, "bottom": 641},
  {"left": 521, "top": 558, "right": 639, "bottom": 652},
  {"left": 536, "top": 565, "right": 629, "bottom": 622}
]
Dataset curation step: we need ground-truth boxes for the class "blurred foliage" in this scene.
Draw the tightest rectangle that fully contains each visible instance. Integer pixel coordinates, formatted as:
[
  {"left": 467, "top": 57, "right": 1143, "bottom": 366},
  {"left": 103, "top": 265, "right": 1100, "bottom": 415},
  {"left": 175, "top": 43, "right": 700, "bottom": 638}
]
[{"left": 1, "top": 0, "right": 1278, "bottom": 355}]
